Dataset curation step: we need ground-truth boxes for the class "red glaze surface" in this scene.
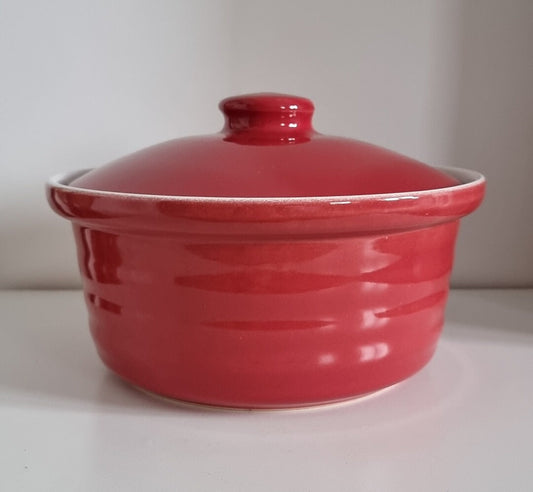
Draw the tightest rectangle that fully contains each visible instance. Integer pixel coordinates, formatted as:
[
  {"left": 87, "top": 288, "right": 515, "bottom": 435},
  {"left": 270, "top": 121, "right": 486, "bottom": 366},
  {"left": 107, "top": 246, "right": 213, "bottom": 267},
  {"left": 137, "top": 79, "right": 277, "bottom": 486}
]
[
  {"left": 48, "top": 167, "right": 484, "bottom": 408},
  {"left": 46, "top": 94, "right": 485, "bottom": 408},
  {"left": 70, "top": 93, "right": 459, "bottom": 197},
  {"left": 76, "top": 224, "right": 455, "bottom": 406}
]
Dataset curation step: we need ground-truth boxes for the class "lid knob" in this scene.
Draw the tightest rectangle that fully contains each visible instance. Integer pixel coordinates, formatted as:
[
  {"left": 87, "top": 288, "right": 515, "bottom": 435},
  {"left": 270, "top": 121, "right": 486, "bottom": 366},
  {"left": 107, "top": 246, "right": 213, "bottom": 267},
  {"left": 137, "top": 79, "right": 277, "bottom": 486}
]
[{"left": 220, "top": 93, "right": 315, "bottom": 143}]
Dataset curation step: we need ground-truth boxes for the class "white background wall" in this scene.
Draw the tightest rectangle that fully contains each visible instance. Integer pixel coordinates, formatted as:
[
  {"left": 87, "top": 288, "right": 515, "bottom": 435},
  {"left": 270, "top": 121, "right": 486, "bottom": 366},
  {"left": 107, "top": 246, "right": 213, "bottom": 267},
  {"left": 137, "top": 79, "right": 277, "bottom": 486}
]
[{"left": 1, "top": 0, "right": 532, "bottom": 288}]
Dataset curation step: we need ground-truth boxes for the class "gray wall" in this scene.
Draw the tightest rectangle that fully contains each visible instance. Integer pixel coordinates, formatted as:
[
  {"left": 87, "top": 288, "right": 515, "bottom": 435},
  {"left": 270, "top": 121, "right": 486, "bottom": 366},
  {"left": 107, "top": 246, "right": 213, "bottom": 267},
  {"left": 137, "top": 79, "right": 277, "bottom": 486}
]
[{"left": 1, "top": 0, "right": 531, "bottom": 288}]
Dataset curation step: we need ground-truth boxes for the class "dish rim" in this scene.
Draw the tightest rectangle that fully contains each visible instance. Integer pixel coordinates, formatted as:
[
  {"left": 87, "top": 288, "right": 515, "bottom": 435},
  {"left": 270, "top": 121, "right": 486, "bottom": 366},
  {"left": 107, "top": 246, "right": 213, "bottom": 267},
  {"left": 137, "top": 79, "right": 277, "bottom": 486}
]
[{"left": 48, "top": 166, "right": 485, "bottom": 204}]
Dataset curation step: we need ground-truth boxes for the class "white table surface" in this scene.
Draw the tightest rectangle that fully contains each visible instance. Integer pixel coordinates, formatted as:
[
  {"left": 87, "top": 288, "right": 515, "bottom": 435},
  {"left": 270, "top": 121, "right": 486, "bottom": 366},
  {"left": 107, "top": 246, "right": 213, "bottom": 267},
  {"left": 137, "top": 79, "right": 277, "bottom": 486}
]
[{"left": 1, "top": 289, "right": 532, "bottom": 492}]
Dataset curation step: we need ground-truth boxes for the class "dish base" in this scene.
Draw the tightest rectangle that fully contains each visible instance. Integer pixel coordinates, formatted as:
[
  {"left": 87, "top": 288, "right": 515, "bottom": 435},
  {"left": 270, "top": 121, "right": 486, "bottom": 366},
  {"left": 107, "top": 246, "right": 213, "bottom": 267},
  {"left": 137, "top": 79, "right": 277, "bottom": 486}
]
[{"left": 130, "top": 381, "right": 402, "bottom": 412}]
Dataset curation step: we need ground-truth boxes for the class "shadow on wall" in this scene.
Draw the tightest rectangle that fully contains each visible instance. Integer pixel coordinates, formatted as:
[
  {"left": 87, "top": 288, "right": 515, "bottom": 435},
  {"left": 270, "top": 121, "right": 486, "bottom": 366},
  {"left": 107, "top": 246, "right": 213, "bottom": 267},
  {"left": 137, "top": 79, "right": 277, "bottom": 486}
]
[
  {"left": 0, "top": 211, "right": 81, "bottom": 289},
  {"left": 449, "top": 0, "right": 533, "bottom": 288},
  {"left": 445, "top": 289, "right": 533, "bottom": 340}
]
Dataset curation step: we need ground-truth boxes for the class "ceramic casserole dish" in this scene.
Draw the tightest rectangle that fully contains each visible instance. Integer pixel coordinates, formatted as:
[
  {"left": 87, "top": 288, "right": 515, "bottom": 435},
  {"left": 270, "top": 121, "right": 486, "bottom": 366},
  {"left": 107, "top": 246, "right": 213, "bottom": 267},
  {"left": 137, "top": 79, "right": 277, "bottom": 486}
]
[{"left": 47, "top": 93, "right": 485, "bottom": 408}]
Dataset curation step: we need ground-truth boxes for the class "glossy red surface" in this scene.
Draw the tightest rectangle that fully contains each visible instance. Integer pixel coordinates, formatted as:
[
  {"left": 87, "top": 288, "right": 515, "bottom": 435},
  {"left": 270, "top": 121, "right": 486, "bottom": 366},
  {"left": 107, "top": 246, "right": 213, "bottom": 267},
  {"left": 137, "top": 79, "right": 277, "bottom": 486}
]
[
  {"left": 71, "top": 93, "right": 459, "bottom": 197},
  {"left": 75, "top": 224, "right": 455, "bottom": 406},
  {"left": 46, "top": 93, "right": 485, "bottom": 408}
]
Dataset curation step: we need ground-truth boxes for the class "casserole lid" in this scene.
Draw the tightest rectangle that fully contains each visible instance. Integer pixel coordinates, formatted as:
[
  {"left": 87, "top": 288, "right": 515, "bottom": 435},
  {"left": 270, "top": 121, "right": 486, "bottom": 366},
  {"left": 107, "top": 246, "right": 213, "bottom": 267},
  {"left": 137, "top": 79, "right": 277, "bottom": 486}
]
[{"left": 70, "top": 93, "right": 459, "bottom": 197}]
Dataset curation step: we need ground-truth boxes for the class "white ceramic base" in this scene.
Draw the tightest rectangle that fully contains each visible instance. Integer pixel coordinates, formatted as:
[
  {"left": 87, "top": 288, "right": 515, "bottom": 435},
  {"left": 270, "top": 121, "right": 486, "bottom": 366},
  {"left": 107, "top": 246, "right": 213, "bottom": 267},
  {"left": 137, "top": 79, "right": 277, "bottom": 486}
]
[{"left": 131, "top": 381, "right": 402, "bottom": 413}]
